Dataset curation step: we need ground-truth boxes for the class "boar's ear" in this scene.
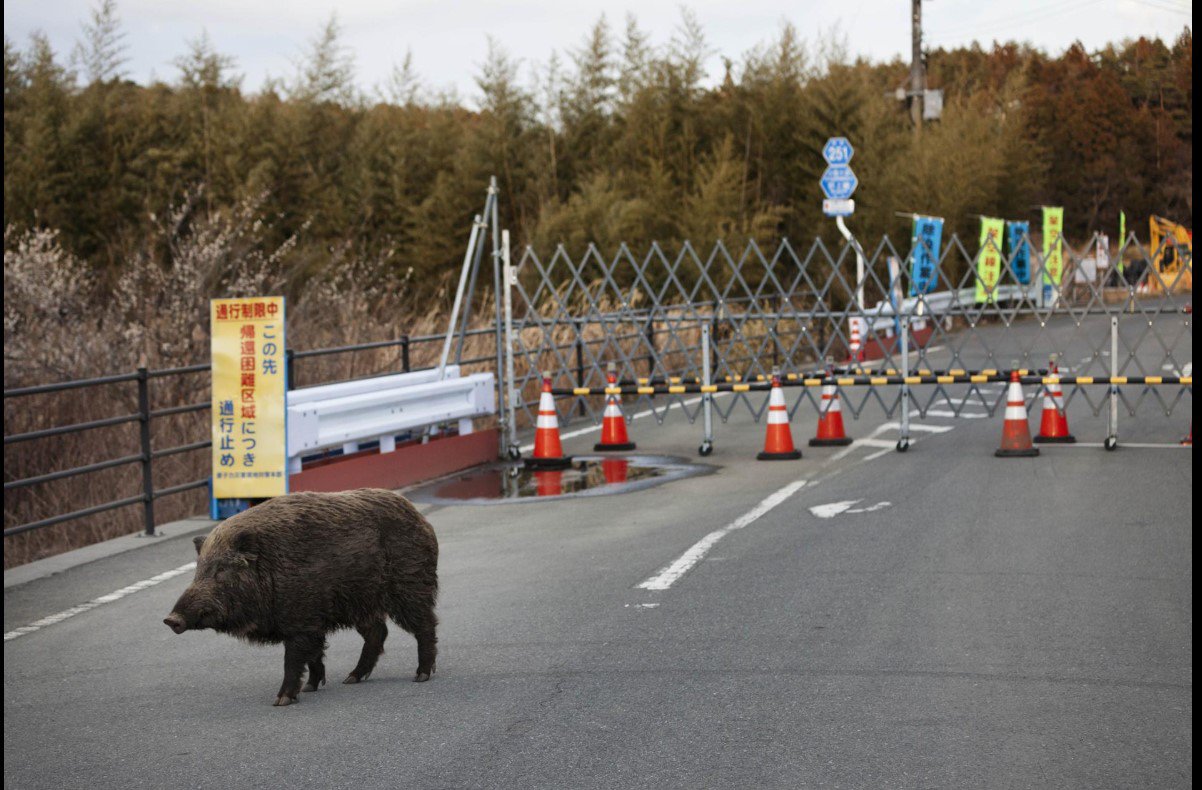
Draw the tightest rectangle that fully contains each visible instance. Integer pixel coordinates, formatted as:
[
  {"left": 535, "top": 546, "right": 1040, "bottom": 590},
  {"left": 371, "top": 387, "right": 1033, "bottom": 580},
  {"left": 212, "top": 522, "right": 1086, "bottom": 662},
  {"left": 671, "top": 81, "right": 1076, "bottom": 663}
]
[{"left": 193, "top": 535, "right": 206, "bottom": 555}]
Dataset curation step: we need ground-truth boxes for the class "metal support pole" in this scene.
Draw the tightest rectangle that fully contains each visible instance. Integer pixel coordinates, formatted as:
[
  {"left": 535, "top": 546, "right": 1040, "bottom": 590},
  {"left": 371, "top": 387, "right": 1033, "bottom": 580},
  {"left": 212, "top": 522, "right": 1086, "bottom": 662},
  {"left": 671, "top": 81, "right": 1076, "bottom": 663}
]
[
  {"left": 710, "top": 316, "right": 719, "bottom": 378},
  {"left": 285, "top": 348, "right": 296, "bottom": 391},
  {"left": 836, "top": 215, "right": 866, "bottom": 311},
  {"left": 898, "top": 315, "right": 911, "bottom": 451},
  {"left": 136, "top": 367, "right": 156, "bottom": 536},
  {"left": 644, "top": 320, "right": 657, "bottom": 378},
  {"left": 439, "top": 214, "right": 484, "bottom": 379},
  {"left": 502, "top": 229, "right": 520, "bottom": 459},
  {"left": 575, "top": 338, "right": 586, "bottom": 418},
  {"left": 489, "top": 178, "right": 507, "bottom": 458},
  {"left": 401, "top": 335, "right": 411, "bottom": 373},
  {"left": 455, "top": 191, "right": 493, "bottom": 364},
  {"left": 700, "top": 324, "right": 714, "bottom": 456},
  {"left": 1106, "top": 315, "right": 1119, "bottom": 450}
]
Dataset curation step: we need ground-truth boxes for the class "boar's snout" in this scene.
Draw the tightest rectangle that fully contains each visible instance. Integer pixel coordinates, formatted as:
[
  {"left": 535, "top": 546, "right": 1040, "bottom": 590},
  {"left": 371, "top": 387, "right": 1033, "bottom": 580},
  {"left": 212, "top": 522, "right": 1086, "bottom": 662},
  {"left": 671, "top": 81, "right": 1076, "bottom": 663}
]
[{"left": 163, "top": 613, "right": 187, "bottom": 634}]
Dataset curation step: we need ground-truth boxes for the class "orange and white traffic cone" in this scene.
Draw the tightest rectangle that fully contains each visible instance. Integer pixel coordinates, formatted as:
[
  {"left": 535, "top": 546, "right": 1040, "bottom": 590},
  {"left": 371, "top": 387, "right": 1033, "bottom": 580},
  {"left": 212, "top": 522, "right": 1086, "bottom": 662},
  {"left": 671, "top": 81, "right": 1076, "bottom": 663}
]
[
  {"left": 846, "top": 318, "right": 863, "bottom": 367},
  {"left": 810, "top": 359, "right": 853, "bottom": 447},
  {"left": 995, "top": 366, "right": 1039, "bottom": 457},
  {"left": 1034, "top": 354, "right": 1076, "bottom": 443},
  {"left": 525, "top": 371, "right": 573, "bottom": 469},
  {"left": 757, "top": 371, "right": 802, "bottom": 461},
  {"left": 594, "top": 363, "right": 636, "bottom": 451}
]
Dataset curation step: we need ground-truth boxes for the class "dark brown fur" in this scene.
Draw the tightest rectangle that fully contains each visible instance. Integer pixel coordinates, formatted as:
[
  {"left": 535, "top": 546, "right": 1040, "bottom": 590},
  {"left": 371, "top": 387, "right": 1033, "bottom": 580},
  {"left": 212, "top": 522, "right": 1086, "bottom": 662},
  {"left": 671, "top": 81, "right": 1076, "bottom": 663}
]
[{"left": 164, "top": 488, "right": 438, "bottom": 706}]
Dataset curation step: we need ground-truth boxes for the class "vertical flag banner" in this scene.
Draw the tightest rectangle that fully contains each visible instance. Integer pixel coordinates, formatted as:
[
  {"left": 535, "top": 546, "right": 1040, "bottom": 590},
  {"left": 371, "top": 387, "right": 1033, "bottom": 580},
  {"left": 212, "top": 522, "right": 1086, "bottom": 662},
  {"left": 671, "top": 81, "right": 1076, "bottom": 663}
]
[
  {"left": 1042, "top": 207, "right": 1065, "bottom": 287},
  {"left": 211, "top": 297, "right": 287, "bottom": 499},
  {"left": 1006, "top": 221, "right": 1031, "bottom": 285},
  {"left": 975, "top": 217, "right": 1005, "bottom": 303},
  {"left": 1118, "top": 210, "right": 1126, "bottom": 275},
  {"left": 909, "top": 215, "right": 943, "bottom": 296}
]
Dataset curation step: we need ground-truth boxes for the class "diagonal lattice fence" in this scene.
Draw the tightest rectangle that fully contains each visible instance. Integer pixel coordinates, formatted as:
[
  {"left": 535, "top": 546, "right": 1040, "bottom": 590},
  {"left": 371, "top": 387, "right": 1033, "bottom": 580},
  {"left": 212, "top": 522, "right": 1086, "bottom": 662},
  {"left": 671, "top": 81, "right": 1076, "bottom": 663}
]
[{"left": 502, "top": 233, "right": 1191, "bottom": 432}]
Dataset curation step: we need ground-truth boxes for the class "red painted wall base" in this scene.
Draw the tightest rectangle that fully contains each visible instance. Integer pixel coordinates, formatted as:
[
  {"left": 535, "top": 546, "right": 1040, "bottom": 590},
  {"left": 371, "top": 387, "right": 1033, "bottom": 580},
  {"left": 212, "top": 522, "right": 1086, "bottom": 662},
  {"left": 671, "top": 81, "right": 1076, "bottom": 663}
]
[{"left": 289, "top": 430, "right": 499, "bottom": 493}]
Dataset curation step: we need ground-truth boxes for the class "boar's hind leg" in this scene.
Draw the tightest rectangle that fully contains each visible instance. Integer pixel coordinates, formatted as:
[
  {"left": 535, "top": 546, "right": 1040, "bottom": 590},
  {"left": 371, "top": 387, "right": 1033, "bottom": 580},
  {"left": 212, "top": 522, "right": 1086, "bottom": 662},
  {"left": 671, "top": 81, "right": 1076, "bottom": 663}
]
[
  {"left": 390, "top": 602, "right": 438, "bottom": 683},
  {"left": 303, "top": 641, "right": 328, "bottom": 692},
  {"left": 276, "top": 633, "right": 324, "bottom": 707},
  {"left": 344, "top": 619, "right": 388, "bottom": 684}
]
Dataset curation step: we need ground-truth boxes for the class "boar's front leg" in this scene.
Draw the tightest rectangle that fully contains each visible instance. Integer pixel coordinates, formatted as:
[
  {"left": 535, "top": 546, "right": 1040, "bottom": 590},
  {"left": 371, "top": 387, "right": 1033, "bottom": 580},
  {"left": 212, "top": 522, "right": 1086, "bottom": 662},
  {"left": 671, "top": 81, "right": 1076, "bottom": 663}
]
[{"left": 275, "top": 633, "right": 323, "bottom": 707}]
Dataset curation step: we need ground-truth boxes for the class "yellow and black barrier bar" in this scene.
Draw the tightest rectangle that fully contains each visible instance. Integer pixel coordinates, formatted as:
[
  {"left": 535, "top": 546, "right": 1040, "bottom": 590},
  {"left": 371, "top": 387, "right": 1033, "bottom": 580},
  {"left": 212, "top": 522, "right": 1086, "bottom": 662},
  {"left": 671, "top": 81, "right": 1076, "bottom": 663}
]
[
  {"left": 617, "top": 367, "right": 1047, "bottom": 386},
  {"left": 555, "top": 374, "right": 1193, "bottom": 398}
]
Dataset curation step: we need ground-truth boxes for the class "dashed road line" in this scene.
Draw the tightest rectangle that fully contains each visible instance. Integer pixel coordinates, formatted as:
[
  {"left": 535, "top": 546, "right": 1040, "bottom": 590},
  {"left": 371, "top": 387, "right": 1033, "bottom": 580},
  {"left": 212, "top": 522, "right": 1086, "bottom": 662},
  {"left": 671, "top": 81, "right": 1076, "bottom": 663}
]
[
  {"left": 3, "top": 562, "right": 196, "bottom": 643},
  {"left": 636, "top": 480, "right": 808, "bottom": 591}
]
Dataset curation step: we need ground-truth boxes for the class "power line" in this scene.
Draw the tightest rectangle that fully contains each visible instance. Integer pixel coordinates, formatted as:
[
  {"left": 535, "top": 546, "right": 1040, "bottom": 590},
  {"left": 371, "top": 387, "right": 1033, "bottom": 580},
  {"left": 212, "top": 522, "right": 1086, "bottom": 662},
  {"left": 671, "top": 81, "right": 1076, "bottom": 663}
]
[
  {"left": 1126, "top": 0, "right": 1192, "bottom": 15},
  {"left": 929, "top": 0, "right": 1104, "bottom": 40}
]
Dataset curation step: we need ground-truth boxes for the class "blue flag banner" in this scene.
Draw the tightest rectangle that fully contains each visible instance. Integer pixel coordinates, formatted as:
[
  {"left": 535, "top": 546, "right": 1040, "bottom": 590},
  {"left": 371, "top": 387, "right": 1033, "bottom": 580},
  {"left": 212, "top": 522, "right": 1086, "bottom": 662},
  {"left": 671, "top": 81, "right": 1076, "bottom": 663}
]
[
  {"left": 1007, "top": 220, "right": 1031, "bottom": 285},
  {"left": 909, "top": 215, "right": 943, "bottom": 296}
]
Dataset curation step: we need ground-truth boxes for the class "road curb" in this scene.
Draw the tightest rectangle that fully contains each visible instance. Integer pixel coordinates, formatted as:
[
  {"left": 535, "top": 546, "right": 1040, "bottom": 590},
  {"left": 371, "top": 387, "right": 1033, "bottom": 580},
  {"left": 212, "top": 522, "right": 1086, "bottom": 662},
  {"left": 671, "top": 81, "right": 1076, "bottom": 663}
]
[{"left": 3, "top": 516, "right": 217, "bottom": 591}]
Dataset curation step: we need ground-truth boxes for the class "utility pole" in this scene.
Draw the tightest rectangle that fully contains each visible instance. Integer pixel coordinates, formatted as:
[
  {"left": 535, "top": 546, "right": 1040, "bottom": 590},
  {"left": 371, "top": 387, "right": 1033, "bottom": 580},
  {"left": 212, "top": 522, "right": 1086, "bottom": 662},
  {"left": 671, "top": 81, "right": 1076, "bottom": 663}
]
[{"left": 910, "top": 0, "right": 925, "bottom": 134}]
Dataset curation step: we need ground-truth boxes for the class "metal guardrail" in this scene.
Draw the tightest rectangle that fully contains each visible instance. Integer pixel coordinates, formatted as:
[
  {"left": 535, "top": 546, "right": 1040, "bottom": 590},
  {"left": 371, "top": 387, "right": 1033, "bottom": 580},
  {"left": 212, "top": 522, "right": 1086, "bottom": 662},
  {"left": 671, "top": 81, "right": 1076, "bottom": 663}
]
[
  {"left": 285, "top": 366, "right": 496, "bottom": 471},
  {"left": 2, "top": 329, "right": 496, "bottom": 539}
]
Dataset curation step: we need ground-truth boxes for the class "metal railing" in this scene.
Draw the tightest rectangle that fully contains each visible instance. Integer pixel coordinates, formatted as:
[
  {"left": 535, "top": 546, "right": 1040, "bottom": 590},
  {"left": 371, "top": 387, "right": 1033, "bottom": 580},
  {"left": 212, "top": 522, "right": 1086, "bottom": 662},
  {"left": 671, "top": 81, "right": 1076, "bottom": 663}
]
[{"left": 3, "top": 328, "right": 500, "bottom": 539}]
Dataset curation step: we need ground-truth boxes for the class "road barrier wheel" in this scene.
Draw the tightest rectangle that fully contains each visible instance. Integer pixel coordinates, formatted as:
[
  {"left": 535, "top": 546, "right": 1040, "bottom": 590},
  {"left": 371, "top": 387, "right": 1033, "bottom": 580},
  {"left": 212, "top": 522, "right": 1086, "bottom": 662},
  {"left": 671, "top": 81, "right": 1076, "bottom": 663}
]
[
  {"left": 896, "top": 438, "right": 910, "bottom": 452},
  {"left": 1104, "top": 436, "right": 1118, "bottom": 451},
  {"left": 698, "top": 442, "right": 713, "bottom": 457}
]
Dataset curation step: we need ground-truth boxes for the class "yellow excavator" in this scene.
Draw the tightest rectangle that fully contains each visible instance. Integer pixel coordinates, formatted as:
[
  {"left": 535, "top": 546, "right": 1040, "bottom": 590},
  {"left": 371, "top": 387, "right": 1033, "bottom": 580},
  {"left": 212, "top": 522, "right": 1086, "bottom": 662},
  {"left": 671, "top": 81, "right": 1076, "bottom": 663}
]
[{"left": 1147, "top": 216, "right": 1192, "bottom": 293}]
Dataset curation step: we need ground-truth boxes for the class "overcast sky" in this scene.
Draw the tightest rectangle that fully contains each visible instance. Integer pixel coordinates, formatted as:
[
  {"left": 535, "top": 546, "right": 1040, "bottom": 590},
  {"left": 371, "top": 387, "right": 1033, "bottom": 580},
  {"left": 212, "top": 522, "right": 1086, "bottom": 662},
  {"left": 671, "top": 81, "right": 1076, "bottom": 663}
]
[{"left": 4, "top": 0, "right": 1192, "bottom": 104}]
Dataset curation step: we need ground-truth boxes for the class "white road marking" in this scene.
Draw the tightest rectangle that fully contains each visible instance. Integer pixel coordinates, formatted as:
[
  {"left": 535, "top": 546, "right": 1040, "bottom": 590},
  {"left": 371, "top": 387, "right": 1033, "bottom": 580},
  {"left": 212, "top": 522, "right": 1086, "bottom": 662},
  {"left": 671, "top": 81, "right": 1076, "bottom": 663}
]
[
  {"left": 880, "top": 422, "right": 954, "bottom": 434},
  {"left": 3, "top": 562, "right": 196, "bottom": 643},
  {"left": 809, "top": 499, "right": 893, "bottom": 518},
  {"left": 636, "top": 480, "right": 808, "bottom": 591},
  {"left": 810, "top": 500, "right": 859, "bottom": 518},
  {"left": 921, "top": 410, "right": 988, "bottom": 419}
]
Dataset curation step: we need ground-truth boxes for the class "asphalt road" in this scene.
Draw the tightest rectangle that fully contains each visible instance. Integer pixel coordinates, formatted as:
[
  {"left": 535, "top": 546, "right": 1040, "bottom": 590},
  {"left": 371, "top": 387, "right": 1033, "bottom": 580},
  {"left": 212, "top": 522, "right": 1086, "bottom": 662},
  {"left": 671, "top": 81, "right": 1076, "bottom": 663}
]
[{"left": 4, "top": 311, "right": 1192, "bottom": 789}]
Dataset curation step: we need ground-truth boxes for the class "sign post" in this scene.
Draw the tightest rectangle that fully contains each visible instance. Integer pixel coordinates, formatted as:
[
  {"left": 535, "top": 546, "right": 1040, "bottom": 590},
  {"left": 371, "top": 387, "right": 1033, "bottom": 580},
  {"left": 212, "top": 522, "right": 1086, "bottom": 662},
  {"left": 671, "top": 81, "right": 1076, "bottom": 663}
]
[
  {"left": 211, "top": 296, "right": 288, "bottom": 519},
  {"left": 821, "top": 136, "right": 864, "bottom": 311}
]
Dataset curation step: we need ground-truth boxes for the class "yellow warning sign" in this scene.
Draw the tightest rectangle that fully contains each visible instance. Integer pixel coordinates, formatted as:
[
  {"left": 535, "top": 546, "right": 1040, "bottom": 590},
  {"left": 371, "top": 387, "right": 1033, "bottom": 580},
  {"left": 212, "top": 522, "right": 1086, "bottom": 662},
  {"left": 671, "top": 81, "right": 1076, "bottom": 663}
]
[{"left": 211, "top": 297, "right": 287, "bottom": 498}]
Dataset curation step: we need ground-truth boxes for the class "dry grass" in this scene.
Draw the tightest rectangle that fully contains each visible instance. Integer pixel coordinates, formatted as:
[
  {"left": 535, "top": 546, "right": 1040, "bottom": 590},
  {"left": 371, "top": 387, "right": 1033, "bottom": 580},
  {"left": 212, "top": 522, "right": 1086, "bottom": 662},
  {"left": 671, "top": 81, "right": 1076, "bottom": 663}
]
[{"left": 3, "top": 211, "right": 828, "bottom": 568}]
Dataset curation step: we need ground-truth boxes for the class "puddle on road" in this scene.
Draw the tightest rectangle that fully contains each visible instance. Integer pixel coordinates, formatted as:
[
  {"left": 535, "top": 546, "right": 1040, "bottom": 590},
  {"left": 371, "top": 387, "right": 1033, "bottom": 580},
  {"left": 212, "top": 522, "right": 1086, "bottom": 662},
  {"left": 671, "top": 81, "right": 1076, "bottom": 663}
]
[{"left": 408, "top": 455, "right": 709, "bottom": 505}]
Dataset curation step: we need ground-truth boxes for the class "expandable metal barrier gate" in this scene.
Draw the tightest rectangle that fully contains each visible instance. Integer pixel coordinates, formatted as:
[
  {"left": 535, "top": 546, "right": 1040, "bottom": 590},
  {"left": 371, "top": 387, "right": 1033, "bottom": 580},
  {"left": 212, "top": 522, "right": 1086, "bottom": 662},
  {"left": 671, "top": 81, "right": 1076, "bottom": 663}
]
[{"left": 495, "top": 216, "right": 1191, "bottom": 457}]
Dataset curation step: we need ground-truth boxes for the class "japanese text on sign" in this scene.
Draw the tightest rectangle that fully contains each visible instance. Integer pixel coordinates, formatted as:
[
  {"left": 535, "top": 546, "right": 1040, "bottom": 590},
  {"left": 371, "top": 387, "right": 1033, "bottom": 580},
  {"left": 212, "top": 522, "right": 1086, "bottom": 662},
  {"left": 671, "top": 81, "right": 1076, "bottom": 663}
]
[
  {"left": 975, "top": 217, "right": 1005, "bottom": 303},
  {"left": 211, "top": 297, "right": 287, "bottom": 498}
]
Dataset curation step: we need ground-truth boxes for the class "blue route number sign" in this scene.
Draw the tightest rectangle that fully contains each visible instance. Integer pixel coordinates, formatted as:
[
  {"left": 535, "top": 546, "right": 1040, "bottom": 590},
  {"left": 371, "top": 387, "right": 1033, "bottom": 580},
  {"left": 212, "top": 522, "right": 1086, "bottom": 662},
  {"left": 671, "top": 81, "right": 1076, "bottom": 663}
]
[{"left": 822, "top": 137, "right": 854, "bottom": 165}]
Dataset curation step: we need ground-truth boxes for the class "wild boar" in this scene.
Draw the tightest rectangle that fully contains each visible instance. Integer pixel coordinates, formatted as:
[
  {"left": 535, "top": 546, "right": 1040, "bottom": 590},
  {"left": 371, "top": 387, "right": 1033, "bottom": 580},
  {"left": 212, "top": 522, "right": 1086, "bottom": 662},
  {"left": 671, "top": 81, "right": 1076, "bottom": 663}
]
[{"left": 163, "top": 488, "right": 438, "bottom": 706}]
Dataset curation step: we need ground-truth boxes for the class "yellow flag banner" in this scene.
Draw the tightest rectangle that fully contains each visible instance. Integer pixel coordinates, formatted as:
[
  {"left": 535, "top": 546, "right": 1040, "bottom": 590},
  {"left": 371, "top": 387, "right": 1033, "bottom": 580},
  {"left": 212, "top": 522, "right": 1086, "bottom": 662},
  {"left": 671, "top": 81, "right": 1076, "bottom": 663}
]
[
  {"left": 975, "top": 216, "right": 1005, "bottom": 303},
  {"left": 1042, "top": 206, "right": 1065, "bottom": 287},
  {"left": 211, "top": 297, "right": 287, "bottom": 499}
]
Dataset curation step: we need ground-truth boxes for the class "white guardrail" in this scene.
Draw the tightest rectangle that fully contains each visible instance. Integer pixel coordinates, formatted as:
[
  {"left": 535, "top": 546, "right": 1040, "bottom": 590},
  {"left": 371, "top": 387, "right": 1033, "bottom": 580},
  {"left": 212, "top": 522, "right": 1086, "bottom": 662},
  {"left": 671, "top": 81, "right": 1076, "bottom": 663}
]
[
  {"left": 286, "top": 365, "right": 496, "bottom": 473},
  {"left": 863, "top": 283, "right": 1043, "bottom": 334}
]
